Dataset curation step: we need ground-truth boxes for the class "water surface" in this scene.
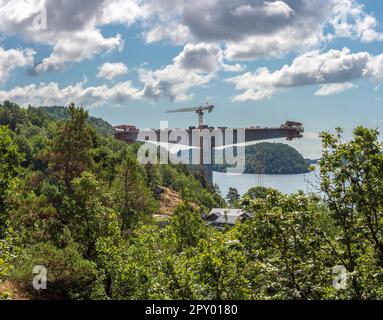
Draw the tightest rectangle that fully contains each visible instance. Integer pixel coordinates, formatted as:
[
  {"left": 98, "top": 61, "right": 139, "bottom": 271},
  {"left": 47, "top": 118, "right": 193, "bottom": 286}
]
[{"left": 213, "top": 169, "right": 320, "bottom": 196}]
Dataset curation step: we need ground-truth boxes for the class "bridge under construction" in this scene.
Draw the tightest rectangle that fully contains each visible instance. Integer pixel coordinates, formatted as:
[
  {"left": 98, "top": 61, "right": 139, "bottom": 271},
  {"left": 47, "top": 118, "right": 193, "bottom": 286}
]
[{"left": 114, "top": 105, "right": 304, "bottom": 184}]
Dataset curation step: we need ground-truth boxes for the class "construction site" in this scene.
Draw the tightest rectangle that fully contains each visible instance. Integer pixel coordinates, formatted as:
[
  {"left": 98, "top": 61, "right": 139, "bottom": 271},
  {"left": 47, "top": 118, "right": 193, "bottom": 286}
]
[{"left": 113, "top": 104, "right": 304, "bottom": 184}]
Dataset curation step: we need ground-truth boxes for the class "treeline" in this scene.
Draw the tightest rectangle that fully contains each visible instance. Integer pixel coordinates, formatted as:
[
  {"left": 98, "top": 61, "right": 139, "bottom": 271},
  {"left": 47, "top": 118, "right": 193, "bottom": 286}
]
[
  {"left": 38, "top": 106, "right": 114, "bottom": 136},
  {"left": 0, "top": 101, "right": 224, "bottom": 299},
  {"left": 214, "top": 142, "right": 310, "bottom": 174},
  {"left": 1, "top": 101, "right": 383, "bottom": 300}
]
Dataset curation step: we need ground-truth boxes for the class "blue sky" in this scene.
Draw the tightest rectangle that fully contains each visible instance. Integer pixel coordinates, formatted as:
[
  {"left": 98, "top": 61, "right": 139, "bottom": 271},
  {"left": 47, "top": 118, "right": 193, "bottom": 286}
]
[{"left": 0, "top": 0, "right": 383, "bottom": 157}]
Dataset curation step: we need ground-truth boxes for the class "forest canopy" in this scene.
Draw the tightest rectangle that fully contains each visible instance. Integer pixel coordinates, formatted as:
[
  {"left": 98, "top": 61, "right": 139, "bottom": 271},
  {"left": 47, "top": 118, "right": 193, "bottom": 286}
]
[{"left": 1, "top": 101, "right": 383, "bottom": 300}]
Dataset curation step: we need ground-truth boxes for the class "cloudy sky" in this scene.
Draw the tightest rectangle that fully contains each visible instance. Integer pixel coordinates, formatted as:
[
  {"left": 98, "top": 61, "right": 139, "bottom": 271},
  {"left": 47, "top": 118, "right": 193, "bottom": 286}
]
[{"left": 0, "top": 0, "right": 383, "bottom": 157}]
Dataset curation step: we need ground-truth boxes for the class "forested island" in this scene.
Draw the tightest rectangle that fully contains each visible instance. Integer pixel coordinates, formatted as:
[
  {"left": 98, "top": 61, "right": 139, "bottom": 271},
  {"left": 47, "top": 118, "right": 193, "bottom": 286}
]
[
  {"left": 1, "top": 101, "right": 383, "bottom": 300},
  {"left": 214, "top": 142, "right": 311, "bottom": 174}
]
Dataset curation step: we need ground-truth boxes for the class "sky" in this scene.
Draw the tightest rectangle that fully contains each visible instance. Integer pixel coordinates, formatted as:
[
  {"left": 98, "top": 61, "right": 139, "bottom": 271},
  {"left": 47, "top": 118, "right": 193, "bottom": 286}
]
[{"left": 0, "top": 0, "right": 383, "bottom": 158}]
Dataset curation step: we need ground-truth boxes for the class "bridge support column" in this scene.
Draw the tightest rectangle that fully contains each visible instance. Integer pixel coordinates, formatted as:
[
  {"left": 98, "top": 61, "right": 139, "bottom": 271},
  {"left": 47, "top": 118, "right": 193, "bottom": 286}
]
[{"left": 202, "top": 164, "right": 213, "bottom": 186}]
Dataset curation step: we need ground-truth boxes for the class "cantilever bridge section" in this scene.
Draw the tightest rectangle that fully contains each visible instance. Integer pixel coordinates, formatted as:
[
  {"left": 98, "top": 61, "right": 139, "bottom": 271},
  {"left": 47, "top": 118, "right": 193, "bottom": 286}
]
[
  {"left": 114, "top": 121, "right": 304, "bottom": 184},
  {"left": 114, "top": 121, "right": 303, "bottom": 144}
]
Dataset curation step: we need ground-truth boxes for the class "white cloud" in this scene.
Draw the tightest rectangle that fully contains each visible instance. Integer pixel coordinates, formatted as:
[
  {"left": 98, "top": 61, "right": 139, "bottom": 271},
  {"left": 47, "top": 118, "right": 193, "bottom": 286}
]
[
  {"left": 232, "top": 1, "right": 295, "bottom": 19},
  {"left": 145, "top": 23, "right": 190, "bottom": 45},
  {"left": 99, "top": 0, "right": 147, "bottom": 26},
  {"left": 174, "top": 43, "right": 244, "bottom": 73},
  {"left": 366, "top": 54, "right": 383, "bottom": 81},
  {"left": 0, "top": 42, "right": 244, "bottom": 105},
  {"left": 232, "top": 89, "right": 275, "bottom": 102},
  {"left": 138, "top": 64, "right": 213, "bottom": 102},
  {"left": 34, "top": 31, "right": 123, "bottom": 73},
  {"left": 97, "top": 62, "right": 128, "bottom": 80},
  {"left": 227, "top": 48, "right": 383, "bottom": 101},
  {"left": 315, "top": 82, "right": 356, "bottom": 96},
  {"left": 0, "top": 0, "right": 141, "bottom": 73},
  {"left": 331, "top": 0, "right": 383, "bottom": 42},
  {"left": 0, "top": 80, "right": 142, "bottom": 107},
  {"left": 224, "top": 29, "right": 324, "bottom": 61},
  {"left": 0, "top": 47, "right": 35, "bottom": 84},
  {"left": 0, "top": 0, "right": 381, "bottom": 76},
  {"left": 139, "top": 43, "right": 242, "bottom": 101},
  {"left": 0, "top": 0, "right": 382, "bottom": 104},
  {"left": 141, "top": 0, "right": 332, "bottom": 60},
  {"left": 0, "top": 0, "right": 381, "bottom": 79},
  {"left": 140, "top": 0, "right": 383, "bottom": 60}
]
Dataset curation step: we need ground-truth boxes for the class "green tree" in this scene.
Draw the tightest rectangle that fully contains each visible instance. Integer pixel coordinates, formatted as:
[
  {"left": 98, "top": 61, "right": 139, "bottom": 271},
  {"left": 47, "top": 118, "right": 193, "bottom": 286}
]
[
  {"left": 96, "top": 224, "right": 182, "bottom": 299},
  {"left": 112, "top": 156, "right": 158, "bottom": 230},
  {"left": 66, "top": 171, "right": 120, "bottom": 259},
  {"left": 47, "top": 103, "right": 93, "bottom": 190},
  {"left": 243, "top": 186, "right": 269, "bottom": 201},
  {"left": 188, "top": 228, "right": 251, "bottom": 300},
  {"left": 13, "top": 240, "right": 104, "bottom": 299},
  {"left": 240, "top": 190, "right": 336, "bottom": 299},
  {"left": 7, "top": 191, "right": 58, "bottom": 245},
  {"left": 0, "top": 101, "right": 26, "bottom": 131},
  {"left": 320, "top": 127, "right": 383, "bottom": 299},
  {"left": 226, "top": 187, "right": 240, "bottom": 207},
  {"left": 0, "top": 126, "right": 24, "bottom": 233},
  {"left": 171, "top": 203, "right": 207, "bottom": 250},
  {"left": 0, "top": 232, "right": 18, "bottom": 294}
]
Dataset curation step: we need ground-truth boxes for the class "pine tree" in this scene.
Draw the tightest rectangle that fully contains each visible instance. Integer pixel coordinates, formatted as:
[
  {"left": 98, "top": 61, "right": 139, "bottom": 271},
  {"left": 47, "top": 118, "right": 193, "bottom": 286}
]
[
  {"left": 226, "top": 187, "right": 240, "bottom": 207},
  {"left": 48, "top": 103, "right": 93, "bottom": 190}
]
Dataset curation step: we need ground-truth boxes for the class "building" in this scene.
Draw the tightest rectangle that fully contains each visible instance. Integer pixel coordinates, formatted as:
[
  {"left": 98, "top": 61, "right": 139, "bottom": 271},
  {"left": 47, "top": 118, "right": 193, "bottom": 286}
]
[{"left": 205, "top": 208, "right": 251, "bottom": 229}]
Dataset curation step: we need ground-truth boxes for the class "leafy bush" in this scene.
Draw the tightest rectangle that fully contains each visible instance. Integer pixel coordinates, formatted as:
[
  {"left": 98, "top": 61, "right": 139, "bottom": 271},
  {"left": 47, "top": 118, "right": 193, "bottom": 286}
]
[{"left": 13, "top": 242, "right": 104, "bottom": 299}]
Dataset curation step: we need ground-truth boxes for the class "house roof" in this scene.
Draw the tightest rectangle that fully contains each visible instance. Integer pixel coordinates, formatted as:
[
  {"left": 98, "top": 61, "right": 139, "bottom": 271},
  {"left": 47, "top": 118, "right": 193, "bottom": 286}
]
[{"left": 206, "top": 208, "right": 250, "bottom": 225}]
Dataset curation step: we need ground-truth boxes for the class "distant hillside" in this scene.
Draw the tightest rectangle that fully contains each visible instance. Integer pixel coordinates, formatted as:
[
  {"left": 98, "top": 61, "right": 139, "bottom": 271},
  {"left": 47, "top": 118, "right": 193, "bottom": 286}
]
[
  {"left": 214, "top": 142, "right": 311, "bottom": 175},
  {"left": 38, "top": 106, "right": 114, "bottom": 136}
]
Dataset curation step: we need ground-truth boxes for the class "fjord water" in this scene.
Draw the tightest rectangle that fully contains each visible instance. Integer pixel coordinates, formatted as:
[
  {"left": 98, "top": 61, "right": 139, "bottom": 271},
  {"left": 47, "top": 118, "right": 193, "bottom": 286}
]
[{"left": 213, "top": 168, "right": 320, "bottom": 196}]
